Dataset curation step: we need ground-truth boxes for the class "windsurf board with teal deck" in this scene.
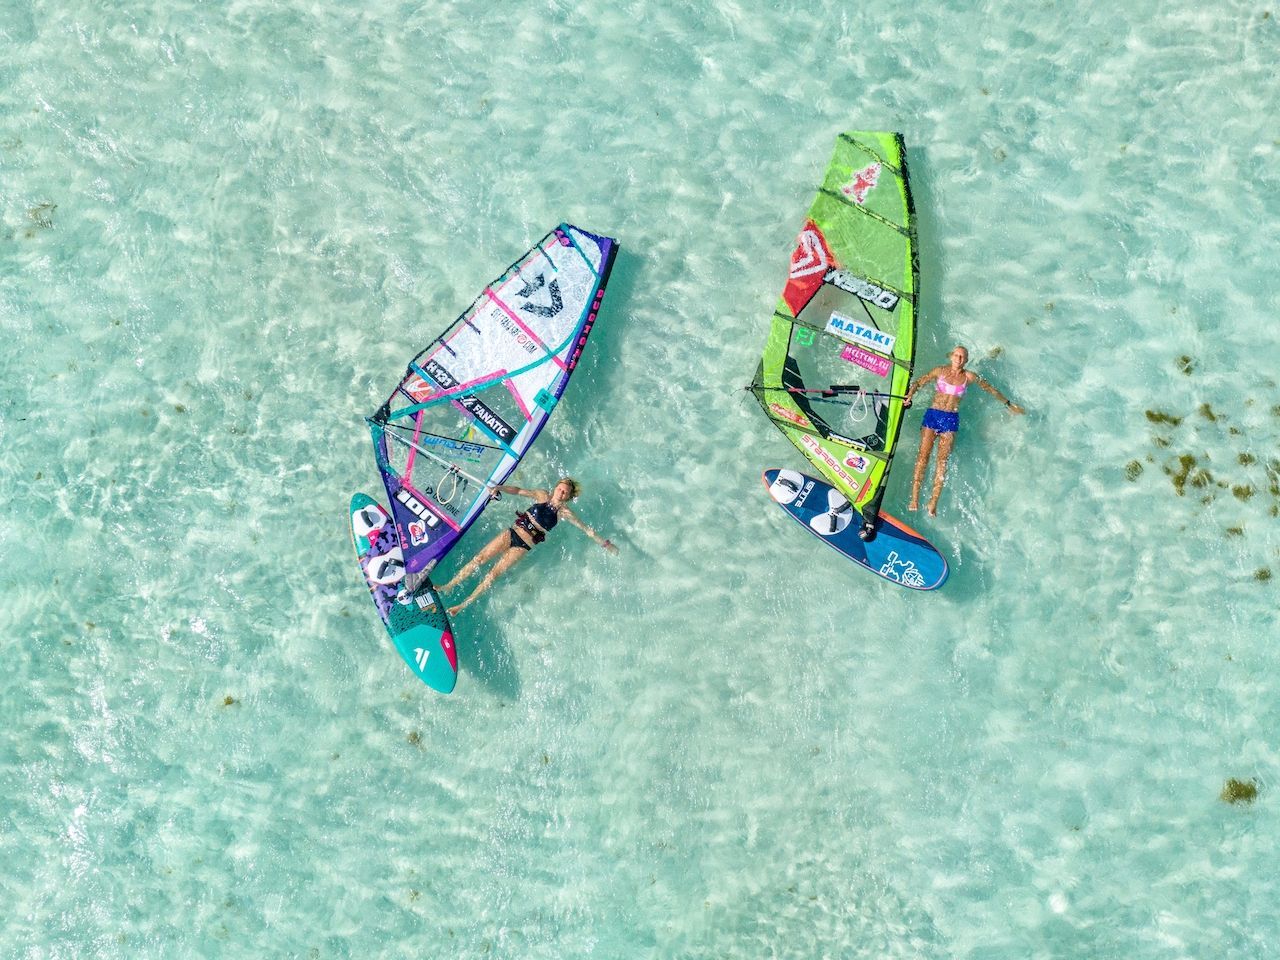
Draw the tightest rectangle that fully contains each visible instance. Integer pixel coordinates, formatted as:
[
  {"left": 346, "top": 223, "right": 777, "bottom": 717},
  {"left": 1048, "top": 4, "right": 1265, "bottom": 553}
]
[
  {"left": 349, "top": 493, "right": 458, "bottom": 694},
  {"left": 354, "top": 224, "right": 617, "bottom": 690}
]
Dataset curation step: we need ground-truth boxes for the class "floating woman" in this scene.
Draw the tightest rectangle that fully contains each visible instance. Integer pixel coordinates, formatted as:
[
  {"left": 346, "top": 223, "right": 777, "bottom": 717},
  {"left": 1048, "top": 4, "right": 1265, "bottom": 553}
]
[
  {"left": 438, "top": 477, "right": 617, "bottom": 616},
  {"left": 904, "top": 346, "right": 1025, "bottom": 516}
]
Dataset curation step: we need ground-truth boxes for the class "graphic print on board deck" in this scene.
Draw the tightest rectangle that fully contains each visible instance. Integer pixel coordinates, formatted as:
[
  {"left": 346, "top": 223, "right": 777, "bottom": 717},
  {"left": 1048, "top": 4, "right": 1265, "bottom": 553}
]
[
  {"left": 356, "top": 224, "right": 618, "bottom": 690},
  {"left": 750, "top": 131, "right": 947, "bottom": 583},
  {"left": 763, "top": 469, "right": 948, "bottom": 590},
  {"left": 349, "top": 493, "right": 458, "bottom": 693}
]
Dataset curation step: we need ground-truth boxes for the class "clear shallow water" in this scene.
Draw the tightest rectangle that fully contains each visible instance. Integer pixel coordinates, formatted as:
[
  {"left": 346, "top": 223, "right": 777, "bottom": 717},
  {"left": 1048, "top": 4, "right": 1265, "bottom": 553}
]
[{"left": 2, "top": 0, "right": 1278, "bottom": 956}]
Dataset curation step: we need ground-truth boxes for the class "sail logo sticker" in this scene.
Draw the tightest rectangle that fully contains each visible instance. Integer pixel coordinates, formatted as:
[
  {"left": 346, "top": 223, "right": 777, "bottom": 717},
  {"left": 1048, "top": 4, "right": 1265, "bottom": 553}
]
[
  {"left": 840, "top": 343, "right": 892, "bottom": 377},
  {"left": 516, "top": 274, "right": 563, "bottom": 318},
  {"left": 402, "top": 373, "right": 435, "bottom": 402},
  {"left": 825, "top": 269, "right": 900, "bottom": 311},
  {"left": 844, "top": 451, "right": 870, "bottom": 472},
  {"left": 789, "top": 227, "right": 830, "bottom": 279},
  {"left": 496, "top": 312, "right": 540, "bottom": 356},
  {"left": 841, "top": 162, "right": 881, "bottom": 204},
  {"left": 423, "top": 357, "right": 458, "bottom": 390},
  {"left": 879, "top": 551, "right": 926, "bottom": 588},
  {"left": 407, "top": 520, "right": 431, "bottom": 546},
  {"left": 783, "top": 221, "right": 834, "bottom": 316},
  {"left": 768, "top": 402, "right": 813, "bottom": 430},
  {"left": 799, "top": 434, "right": 871, "bottom": 500},
  {"left": 459, "top": 395, "right": 517, "bottom": 445},
  {"left": 825, "top": 312, "right": 896, "bottom": 354},
  {"left": 395, "top": 489, "right": 441, "bottom": 525}
]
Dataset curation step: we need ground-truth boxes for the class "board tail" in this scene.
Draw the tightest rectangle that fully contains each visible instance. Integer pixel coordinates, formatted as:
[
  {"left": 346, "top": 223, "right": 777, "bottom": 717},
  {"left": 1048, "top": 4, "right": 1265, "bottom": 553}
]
[{"left": 350, "top": 493, "right": 459, "bottom": 693}]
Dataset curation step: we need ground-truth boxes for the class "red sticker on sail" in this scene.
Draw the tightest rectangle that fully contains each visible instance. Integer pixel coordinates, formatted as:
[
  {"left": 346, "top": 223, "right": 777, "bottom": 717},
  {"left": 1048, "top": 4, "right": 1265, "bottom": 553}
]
[{"left": 783, "top": 221, "right": 834, "bottom": 315}]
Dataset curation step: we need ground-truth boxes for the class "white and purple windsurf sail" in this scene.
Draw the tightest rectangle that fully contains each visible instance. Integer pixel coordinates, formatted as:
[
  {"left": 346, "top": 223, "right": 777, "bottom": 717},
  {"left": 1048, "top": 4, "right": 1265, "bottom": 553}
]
[{"left": 368, "top": 224, "right": 618, "bottom": 573}]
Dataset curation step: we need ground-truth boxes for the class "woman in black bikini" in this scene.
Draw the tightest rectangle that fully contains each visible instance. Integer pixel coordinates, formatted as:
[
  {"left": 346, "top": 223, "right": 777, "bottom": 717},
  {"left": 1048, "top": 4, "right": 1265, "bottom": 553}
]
[{"left": 439, "top": 477, "right": 617, "bottom": 616}]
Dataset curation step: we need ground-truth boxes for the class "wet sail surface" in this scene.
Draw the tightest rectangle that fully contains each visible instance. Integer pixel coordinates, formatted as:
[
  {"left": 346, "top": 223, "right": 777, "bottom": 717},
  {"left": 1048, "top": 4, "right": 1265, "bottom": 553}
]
[
  {"left": 751, "top": 132, "right": 917, "bottom": 527},
  {"left": 370, "top": 224, "right": 618, "bottom": 572}
]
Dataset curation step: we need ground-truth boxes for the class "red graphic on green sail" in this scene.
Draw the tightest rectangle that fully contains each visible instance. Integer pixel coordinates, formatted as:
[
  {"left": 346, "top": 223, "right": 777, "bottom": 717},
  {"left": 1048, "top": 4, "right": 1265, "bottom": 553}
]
[{"left": 782, "top": 220, "right": 834, "bottom": 316}]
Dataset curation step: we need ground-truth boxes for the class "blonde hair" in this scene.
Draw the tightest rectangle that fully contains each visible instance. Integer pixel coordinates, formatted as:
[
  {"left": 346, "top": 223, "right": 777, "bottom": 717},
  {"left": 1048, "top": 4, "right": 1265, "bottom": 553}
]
[{"left": 556, "top": 477, "right": 581, "bottom": 499}]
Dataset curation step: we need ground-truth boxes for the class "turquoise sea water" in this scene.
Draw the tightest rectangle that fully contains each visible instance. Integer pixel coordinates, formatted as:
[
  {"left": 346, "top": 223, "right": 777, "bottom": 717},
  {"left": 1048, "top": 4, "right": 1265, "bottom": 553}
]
[{"left": 3, "top": 0, "right": 1279, "bottom": 956}]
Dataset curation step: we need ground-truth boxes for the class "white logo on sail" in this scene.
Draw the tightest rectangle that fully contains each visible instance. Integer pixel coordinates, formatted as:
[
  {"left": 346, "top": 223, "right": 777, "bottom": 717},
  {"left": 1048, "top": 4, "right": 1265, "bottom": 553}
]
[{"left": 789, "top": 228, "right": 829, "bottom": 279}]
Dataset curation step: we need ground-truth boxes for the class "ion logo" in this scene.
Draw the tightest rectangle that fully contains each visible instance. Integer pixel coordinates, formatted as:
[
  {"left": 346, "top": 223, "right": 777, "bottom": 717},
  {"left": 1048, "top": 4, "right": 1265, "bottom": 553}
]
[
  {"left": 395, "top": 489, "right": 441, "bottom": 525},
  {"left": 841, "top": 162, "right": 881, "bottom": 204}
]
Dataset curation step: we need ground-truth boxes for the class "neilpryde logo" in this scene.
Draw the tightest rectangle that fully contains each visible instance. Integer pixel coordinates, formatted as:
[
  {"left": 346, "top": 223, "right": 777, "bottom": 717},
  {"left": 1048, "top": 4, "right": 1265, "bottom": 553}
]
[{"left": 825, "top": 312, "right": 896, "bottom": 354}]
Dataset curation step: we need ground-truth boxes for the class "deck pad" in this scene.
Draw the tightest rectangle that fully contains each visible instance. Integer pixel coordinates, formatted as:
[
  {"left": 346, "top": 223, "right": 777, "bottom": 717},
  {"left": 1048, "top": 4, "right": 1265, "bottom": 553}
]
[{"left": 349, "top": 493, "right": 458, "bottom": 693}]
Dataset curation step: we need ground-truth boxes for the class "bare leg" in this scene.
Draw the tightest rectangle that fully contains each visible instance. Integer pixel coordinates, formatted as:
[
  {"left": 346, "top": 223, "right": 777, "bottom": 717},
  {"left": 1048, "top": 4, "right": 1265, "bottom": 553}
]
[
  {"left": 438, "top": 531, "right": 509, "bottom": 593},
  {"left": 448, "top": 547, "right": 528, "bottom": 616},
  {"left": 909, "top": 428, "right": 937, "bottom": 511},
  {"left": 927, "top": 433, "right": 956, "bottom": 517}
]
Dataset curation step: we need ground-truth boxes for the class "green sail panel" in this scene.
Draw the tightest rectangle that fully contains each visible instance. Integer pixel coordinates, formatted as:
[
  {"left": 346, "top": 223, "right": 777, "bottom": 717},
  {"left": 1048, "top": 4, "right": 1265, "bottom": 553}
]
[{"left": 751, "top": 131, "right": 918, "bottom": 526}]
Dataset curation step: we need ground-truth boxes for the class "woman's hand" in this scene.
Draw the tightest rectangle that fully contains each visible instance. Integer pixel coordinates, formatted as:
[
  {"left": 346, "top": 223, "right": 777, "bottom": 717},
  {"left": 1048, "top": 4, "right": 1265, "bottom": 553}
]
[
  {"left": 1007, "top": 403, "right": 1026, "bottom": 415},
  {"left": 601, "top": 538, "right": 619, "bottom": 554}
]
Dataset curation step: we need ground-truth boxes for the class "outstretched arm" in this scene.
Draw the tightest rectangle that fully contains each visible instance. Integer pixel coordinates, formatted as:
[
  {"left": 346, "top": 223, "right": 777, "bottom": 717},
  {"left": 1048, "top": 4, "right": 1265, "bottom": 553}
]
[
  {"left": 973, "top": 375, "right": 1025, "bottom": 414},
  {"left": 559, "top": 507, "right": 619, "bottom": 553},
  {"left": 491, "top": 483, "right": 547, "bottom": 500},
  {"left": 904, "top": 366, "right": 943, "bottom": 407}
]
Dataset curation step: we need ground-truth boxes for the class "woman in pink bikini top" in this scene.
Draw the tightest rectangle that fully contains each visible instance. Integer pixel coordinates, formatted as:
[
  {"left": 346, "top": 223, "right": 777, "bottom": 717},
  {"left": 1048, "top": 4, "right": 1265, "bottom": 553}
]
[{"left": 902, "top": 345, "right": 1025, "bottom": 516}]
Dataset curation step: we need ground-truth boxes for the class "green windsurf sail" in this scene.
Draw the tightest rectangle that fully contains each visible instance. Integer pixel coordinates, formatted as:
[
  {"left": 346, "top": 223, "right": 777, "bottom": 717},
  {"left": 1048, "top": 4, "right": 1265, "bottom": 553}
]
[{"left": 749, "top": 131, "right": 918, "bottom": 537}]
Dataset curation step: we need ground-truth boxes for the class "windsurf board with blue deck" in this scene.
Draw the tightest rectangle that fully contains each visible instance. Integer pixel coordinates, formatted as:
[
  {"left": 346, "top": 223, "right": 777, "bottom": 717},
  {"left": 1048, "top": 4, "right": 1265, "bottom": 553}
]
[
  {"left": 349, "top": 493, "right": 458, "bottom": 693},
  {"left": 763, "top": 468, "right": 948, "bottom": 590}
]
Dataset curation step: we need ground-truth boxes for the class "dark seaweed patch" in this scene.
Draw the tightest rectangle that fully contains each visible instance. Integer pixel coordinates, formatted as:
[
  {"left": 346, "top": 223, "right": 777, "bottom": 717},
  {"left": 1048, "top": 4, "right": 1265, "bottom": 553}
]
[
  {"left": 1176, "top": 355, "right": 1195, "bottom": 375},
  {"left": 1146, "top": 410, "right": 1182, "bottom": 426},
  {"left": 1221, "top": 778, "right": 1258, "bottom": 804}
]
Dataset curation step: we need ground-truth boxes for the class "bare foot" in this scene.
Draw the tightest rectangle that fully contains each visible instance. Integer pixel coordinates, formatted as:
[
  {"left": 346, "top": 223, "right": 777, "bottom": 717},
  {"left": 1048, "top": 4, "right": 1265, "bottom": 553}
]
[
  {"left": 907, "top": 499, "right": 919, "bottom": 512},
  {"left": 927, "top": 499, "right": 939, "bottom": 517},
  {"left": 447, "top": 604, "right": 463, "bottom": 617}
]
